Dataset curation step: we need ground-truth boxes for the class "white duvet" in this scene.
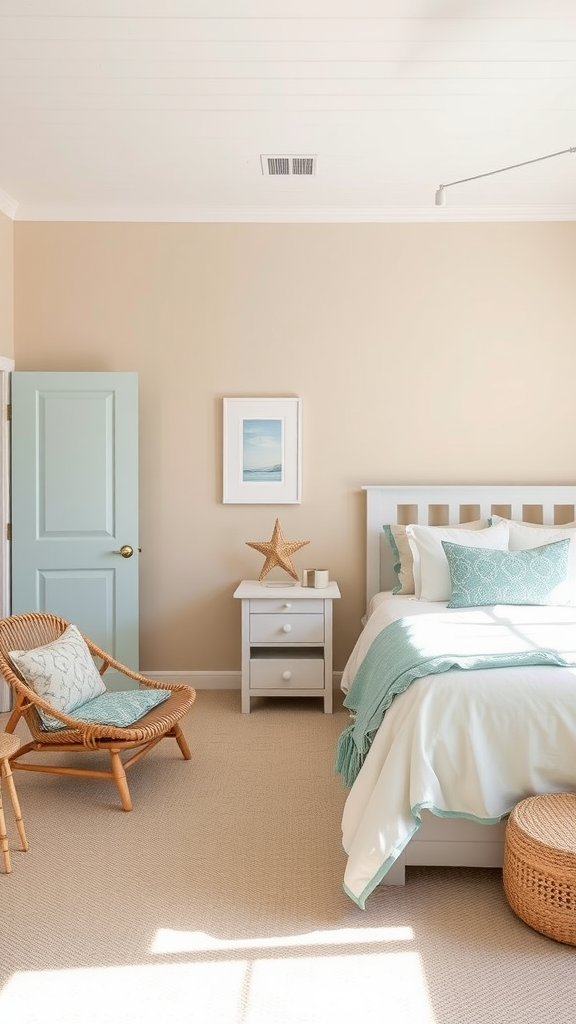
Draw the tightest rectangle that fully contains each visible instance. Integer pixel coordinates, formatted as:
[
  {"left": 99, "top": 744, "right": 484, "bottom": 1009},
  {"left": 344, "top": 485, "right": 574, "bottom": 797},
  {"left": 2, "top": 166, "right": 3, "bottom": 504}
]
[{"left": 340, "top": 595, "right": 576, "bottom": 908}]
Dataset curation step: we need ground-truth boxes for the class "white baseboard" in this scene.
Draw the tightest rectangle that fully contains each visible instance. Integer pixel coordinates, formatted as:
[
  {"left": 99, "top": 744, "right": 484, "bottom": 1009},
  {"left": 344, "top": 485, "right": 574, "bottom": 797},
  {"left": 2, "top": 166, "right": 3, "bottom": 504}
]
[
  {"left": 1, "top": 671, "right": 343, "bottom": 715},
  {"left": 141, "top": 670, "right": 344, "bottom": 691}
]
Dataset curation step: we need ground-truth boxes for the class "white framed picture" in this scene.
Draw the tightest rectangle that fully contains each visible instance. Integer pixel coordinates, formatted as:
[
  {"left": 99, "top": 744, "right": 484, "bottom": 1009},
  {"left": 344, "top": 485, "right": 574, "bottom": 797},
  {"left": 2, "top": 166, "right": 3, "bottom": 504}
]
[{"left": 223, "top": 397, "right": 302, "bottom": 504}]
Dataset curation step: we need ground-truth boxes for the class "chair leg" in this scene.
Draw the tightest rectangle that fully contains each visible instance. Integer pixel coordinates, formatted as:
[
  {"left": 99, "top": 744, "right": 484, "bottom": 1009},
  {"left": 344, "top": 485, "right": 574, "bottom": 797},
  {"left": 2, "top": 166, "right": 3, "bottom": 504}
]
[
  {"left": 4, "top": 695, "right": 25, "bottom": 736},
  {"left": 2, "top": 758, "right": 28, "bottom": 853},
  {"left": 109, "top": 749, "right": 133, "bottom": 812},
  {"left": 172, "top": 723, "right": 192, "bottom": 760},
  {"left": 0, "top": 766, "right": 11, "bottom": 872}
]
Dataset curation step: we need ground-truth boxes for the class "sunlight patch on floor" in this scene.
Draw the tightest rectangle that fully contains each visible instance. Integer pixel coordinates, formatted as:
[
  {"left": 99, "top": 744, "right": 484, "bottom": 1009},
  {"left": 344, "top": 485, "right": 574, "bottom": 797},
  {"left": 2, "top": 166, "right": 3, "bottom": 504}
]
[
  {"left": 151, "top": 924, "right": 414, "bottom": 952},
  {"left": 0, "top": 946, "right": 436, "bottom": 1024},
  {"left": 0, "top": 963, "right": 245, "bottom": 1024},
  {"left": 247, "top": 951, "right": 436, "bottom": 1023}
]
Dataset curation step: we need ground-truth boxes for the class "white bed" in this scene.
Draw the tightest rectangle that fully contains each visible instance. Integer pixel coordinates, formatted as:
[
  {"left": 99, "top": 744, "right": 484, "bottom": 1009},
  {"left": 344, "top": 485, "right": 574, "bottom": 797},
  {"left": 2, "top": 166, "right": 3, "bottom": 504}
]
[{"left": 340, "top": 484, "right": 576, "bottom": 904}]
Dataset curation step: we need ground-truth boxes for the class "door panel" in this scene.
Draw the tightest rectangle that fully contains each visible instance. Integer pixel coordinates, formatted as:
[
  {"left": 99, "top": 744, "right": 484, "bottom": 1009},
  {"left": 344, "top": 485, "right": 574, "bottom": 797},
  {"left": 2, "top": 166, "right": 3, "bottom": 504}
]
[
  {"left": 38, "top": 570, "right": 115, "bottom": 641},
  {"left": 11, "top": 372, "right": 139, "bottom": 685},
  {"left": 41, "top": 390, "right": 115, "bottom": 534}
]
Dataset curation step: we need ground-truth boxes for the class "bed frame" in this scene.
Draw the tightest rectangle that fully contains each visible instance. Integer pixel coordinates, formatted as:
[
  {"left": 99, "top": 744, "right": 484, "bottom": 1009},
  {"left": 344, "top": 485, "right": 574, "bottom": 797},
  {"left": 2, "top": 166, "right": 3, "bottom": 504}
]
[{"left": 362, "top": 483, "right": 576, "bottom": 884}]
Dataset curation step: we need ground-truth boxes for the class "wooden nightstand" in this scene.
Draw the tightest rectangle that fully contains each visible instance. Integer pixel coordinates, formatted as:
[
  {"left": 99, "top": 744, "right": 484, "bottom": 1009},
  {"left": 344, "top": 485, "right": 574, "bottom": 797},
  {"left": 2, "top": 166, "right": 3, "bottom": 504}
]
[{"left": 233, "top": 580, "right": 341, "bottom": 713}]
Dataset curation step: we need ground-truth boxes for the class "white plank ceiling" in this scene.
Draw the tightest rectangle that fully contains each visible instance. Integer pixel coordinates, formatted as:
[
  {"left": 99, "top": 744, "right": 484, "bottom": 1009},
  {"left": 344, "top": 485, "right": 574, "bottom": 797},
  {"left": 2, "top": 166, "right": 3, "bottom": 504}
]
[{"left": 1, "top": 0, "right": 576, "bottom": 221}]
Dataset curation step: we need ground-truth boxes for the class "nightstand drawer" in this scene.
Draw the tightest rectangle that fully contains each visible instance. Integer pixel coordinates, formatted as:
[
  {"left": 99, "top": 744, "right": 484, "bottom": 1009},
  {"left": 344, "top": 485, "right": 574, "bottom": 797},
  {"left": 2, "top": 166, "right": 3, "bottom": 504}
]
[
  {"left": 250, "top": 598, "right": 324, "bottom": 614},
  {"left": 234, "top": 579, "right": 341, "bottom": 713},
  {"left": 250, "top": 613, "right": 324, "bottom": 644},
  {"left": 250, "top": 657, "right": 324, "bottom": 690}
]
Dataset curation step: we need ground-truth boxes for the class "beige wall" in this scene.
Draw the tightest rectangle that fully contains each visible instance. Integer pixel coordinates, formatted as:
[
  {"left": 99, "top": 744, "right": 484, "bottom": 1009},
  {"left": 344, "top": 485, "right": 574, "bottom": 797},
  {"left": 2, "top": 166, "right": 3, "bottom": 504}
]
[
  {"left": 13, "top": 221, "right": 576, "bottom": 672},
  {"left": 0, "top": 211, "right": 14, "bottom": 357}
]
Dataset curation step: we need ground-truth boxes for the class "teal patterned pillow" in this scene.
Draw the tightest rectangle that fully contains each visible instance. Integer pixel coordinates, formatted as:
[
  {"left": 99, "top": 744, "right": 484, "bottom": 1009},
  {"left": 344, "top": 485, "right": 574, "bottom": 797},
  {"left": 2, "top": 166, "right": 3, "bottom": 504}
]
[
  {"left": 40, "top": 688, "right": 170, "bottom": 732},
  {"left": 9, "top": 623, "right": 106, "bottom": 717},
  {"left": 442, "top": 538, "right": 571, "bottom": 608}
]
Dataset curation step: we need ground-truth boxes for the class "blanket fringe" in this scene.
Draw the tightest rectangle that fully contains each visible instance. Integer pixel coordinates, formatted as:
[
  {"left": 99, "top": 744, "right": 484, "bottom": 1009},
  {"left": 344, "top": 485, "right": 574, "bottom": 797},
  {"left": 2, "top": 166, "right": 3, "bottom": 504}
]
[{"left": 335, "top": 724, "right": 365, "bottom": 788}]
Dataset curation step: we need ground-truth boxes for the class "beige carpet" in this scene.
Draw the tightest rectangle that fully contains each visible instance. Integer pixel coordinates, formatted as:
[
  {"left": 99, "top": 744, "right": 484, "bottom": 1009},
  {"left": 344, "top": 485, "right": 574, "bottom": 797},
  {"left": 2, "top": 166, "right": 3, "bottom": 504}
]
[{"left": 1, "top": 689, "right": 575, "bottom": 1024}]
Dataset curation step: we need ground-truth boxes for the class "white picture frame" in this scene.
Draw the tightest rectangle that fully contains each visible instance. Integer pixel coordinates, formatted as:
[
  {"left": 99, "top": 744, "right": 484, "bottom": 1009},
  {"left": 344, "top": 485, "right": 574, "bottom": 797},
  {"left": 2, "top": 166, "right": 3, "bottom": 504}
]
[{"left": 223, "top": 397, "right": 302, "bottom": 504}]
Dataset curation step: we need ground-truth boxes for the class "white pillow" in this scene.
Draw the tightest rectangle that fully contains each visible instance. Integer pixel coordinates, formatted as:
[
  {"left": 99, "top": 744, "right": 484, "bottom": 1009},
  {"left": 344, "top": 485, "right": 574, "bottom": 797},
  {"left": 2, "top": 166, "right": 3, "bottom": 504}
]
[
  {"left": 491, "top": 516, "right": 576, "bottom": 602},
  {"left": 406, "top": 520, "right": 510, "bottom": 602},
  {"left": 383, "top": 518, "right": 489, "bottom": 595},
  {"left": 9, "top": 623, "right": 107, "bottom": 718}
]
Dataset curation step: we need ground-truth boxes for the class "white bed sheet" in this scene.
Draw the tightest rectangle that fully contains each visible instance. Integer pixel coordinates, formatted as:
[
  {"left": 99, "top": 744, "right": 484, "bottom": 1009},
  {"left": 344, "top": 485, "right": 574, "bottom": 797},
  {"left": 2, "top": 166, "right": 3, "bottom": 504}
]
[
  {"left": 366, "top": 590, "right": 445, "bottom": 622},
  {"left": 343, "top": 591, "right": 449, "bottom": 694},
  {"left": 340, "top": 597, "right": 576, "bottom": 908}
]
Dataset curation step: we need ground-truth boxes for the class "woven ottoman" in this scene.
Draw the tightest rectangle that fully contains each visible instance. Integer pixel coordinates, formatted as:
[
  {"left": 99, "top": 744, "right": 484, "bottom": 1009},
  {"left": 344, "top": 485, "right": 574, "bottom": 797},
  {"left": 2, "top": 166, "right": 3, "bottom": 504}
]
[{"left": 503, "top": 793, "right": 576, "bottom": 945}]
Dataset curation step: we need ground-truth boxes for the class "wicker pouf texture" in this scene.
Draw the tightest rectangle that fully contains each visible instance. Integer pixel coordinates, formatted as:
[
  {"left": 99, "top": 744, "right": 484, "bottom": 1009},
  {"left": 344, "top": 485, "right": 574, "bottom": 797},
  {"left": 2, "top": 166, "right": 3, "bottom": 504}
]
[{"left": 503, "top": 792, "right": 576, "bottom": 946}]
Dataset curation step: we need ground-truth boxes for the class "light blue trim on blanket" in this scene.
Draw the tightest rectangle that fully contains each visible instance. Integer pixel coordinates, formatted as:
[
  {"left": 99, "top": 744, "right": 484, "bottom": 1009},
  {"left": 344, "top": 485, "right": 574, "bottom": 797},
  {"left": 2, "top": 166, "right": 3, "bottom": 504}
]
[
  {"left": 335, "top": 613, "right": 576, "bottom": 788},
  {"left": 344, "top": 803, "right": 507, "bottom": 910}
]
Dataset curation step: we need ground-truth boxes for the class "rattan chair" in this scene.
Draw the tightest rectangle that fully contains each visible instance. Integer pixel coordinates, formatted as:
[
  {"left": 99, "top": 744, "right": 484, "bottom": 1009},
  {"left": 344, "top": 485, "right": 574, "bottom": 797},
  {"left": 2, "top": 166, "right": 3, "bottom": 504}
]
[{"left": 0, "top": 612, "right": 196, "bottom": 812}]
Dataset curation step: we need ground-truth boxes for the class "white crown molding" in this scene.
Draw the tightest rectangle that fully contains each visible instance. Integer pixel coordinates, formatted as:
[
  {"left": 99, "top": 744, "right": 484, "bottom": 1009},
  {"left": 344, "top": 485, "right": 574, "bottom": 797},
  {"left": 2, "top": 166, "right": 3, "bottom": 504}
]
[
  {"left": 12, "top": 203, "right": 576, "bottom": 224},
  {"left": 0, "top": 187, "right": 18, "bottom": 220}
]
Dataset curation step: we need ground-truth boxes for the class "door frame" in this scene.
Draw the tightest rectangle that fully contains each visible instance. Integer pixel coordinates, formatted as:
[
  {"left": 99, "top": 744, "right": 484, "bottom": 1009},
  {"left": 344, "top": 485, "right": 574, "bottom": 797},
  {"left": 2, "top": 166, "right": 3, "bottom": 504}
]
[{"left": 0, "top": 356, "right": 14, "bottom": 711}]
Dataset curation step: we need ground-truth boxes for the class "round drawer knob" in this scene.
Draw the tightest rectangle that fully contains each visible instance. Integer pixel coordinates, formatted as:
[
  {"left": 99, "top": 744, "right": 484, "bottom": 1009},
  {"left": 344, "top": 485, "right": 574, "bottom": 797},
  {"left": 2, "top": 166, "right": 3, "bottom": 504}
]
[
  {"left": 282, "top": 624, "right": 292, "bottom": 633},
  {"left": 283, "top": 602, "right": 292, "bottom": 609},
  {"left": 282, "top": 671, "right": 292, "bottom": 681}
]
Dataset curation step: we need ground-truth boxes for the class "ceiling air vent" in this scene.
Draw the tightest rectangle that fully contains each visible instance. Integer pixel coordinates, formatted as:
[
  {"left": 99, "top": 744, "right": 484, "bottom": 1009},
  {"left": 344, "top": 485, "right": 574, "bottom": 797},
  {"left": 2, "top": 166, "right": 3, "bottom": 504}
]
[{"left": 261, "top": 155, "right": 317, "bottom": 176}]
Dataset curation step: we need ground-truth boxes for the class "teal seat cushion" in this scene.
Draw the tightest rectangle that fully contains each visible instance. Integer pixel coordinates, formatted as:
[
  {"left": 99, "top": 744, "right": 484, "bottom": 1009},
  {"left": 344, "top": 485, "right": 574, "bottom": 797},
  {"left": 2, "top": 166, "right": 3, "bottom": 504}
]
[
  {"left": 443, "top": 538, "right": 571, "bottom": 609},
  {"left": 40, "top": 687, "right": 171, "bottom": 732}
]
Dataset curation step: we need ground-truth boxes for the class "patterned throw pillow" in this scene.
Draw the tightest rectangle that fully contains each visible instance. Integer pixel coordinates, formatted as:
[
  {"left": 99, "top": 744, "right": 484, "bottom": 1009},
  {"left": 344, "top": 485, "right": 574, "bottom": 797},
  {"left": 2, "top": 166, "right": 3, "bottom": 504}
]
[
  {"left": 406, "top": 521, "right": 509, "bottom": 602},
  {"left": 491, "top": 516, "right": 576, "bottom": 600},
  {"left": 9, "top": 624, "right": 107, "bottom": 720},
  {"left": 40, "top": 688, "right": 170, "bottom": 732},
  {"left": 442, "top": 539, "right": 571, "bottom": 608}
]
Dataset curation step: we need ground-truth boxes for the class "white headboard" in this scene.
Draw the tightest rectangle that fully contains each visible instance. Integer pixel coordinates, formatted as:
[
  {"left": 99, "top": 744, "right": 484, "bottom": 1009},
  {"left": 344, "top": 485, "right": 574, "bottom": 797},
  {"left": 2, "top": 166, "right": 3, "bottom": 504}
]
[{"left": 363, "top": 484, "right": 576, "bottom": 608}]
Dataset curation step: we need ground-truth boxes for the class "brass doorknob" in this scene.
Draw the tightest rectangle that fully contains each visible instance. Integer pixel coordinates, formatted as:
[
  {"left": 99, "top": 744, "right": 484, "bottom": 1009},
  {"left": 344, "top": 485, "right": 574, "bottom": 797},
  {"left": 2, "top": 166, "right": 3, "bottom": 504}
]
[{"left": 114, "top": 545, "right": 134, "bottom": 558}]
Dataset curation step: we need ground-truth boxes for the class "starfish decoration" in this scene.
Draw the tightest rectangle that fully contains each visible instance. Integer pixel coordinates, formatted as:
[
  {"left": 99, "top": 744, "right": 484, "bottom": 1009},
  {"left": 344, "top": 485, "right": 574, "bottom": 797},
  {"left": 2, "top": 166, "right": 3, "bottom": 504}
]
[{"left": 246, "top": 518, "right": 310, "bottom": 581}]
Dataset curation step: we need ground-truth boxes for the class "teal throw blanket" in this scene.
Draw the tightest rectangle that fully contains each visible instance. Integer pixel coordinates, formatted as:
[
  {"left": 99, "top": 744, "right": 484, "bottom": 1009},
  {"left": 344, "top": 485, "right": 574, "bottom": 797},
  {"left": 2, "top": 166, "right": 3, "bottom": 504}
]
[{"left": 335, "top": 611, "right": 576, "bottom": 787}]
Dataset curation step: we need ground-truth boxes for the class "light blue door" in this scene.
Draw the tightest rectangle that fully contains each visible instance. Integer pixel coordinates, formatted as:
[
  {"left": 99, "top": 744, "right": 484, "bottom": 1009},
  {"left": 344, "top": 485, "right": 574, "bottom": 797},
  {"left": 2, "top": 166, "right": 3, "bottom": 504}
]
[{"left": 10, "top": 372, "right": 139, "bottom": 683}]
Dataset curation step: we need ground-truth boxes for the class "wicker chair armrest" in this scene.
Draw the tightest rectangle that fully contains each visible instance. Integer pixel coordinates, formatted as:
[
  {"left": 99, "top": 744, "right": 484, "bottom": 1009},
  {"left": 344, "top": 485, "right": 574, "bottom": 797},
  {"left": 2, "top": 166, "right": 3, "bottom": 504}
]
[
  {"left": 1, "top": 669, "right": 94, "bottom": 730},
  {"left": 5, "top": 673, "right": 193, "bottom": 747},
  {"left": 0, "top": 655, "right": 183, "bottom": 736}
]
